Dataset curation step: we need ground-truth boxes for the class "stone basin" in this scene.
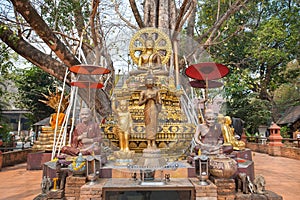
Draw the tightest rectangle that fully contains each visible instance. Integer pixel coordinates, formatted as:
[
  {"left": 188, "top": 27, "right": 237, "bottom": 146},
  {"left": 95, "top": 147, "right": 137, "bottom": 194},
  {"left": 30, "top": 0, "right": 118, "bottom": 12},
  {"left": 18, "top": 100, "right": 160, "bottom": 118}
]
[{"left": 139, "top": 181, "right": 166, "bottom": 186}]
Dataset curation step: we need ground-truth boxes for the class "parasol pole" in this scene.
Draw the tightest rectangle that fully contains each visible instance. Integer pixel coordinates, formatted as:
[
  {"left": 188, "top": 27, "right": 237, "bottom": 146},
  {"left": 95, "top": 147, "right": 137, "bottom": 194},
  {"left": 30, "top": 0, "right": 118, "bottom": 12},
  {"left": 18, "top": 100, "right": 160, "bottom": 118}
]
[
  {"left": 203, "top": 77, "right": 209, "bottom": 114},
  {"left": 88, "top": 81, "right": 91, "bottom": 109}
]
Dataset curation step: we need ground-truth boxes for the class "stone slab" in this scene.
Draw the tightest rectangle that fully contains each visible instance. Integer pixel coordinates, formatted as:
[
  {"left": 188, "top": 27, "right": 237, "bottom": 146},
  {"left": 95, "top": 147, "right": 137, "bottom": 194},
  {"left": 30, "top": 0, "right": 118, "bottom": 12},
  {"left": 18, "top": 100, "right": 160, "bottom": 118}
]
[
  {"left": 235, "top": 190, "right": 282, "bottom": 200},
  {"left": 231, "top": 149, "right": 252, "bottom": 161},
  {"left": 27, "top": 152, "right": 52, "bottom": 170},
  {"left": 102, "top": 178, "right": 194, "bottom": 199},
  {"left": 101, "top": 160, "right": 195, "bottom": 179}
]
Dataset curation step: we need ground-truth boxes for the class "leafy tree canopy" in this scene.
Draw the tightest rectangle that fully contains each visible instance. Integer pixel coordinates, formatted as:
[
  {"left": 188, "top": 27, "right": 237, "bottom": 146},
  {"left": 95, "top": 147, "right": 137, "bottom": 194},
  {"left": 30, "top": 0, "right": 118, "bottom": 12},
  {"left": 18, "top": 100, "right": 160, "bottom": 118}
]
[{"left": 13, "top": 66, "right": 59, "bottom": 124}]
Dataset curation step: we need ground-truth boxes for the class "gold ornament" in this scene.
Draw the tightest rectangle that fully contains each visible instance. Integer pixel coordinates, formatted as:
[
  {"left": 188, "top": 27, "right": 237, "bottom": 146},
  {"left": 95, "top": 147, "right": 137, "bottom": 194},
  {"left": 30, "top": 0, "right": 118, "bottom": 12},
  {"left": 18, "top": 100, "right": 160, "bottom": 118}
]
[{"left": 129, "top": 27, "right": 172, "bottom": 66}]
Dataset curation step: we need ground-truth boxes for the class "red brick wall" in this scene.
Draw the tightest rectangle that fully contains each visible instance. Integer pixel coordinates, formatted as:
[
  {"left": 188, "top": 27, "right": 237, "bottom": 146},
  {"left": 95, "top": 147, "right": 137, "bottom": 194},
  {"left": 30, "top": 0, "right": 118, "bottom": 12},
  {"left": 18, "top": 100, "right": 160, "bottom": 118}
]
[
  {"left": 246, "top": 142, "right": 300, "bottom": 160},
  {"left": 1, "top": 149, "right": 31, "bottom": 168}
]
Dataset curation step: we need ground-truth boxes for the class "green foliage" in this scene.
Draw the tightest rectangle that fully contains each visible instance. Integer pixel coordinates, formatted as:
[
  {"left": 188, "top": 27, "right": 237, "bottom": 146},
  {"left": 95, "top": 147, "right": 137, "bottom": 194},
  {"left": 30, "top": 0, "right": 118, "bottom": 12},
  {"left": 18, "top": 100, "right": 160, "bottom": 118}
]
[
  {"left": 0, "top": 123, "right": 12, "bottom": 146},
  {"left": 273, "top": 60, "right": 300, "bottom": 113},
  {"left": 280, "top": 125, "right": 290, "bottom": 138},
  {"left": 13, "top": 67, "right": 59, "bottom": 124},
  {"left": 40, "top": 0, "right": 90, "bottom": 32},
  {"left": 0, "top": 43, "right": 15, "bottom": 112},
  {"left": 197, "top": 0, "right": 300, "bottom": 133}
]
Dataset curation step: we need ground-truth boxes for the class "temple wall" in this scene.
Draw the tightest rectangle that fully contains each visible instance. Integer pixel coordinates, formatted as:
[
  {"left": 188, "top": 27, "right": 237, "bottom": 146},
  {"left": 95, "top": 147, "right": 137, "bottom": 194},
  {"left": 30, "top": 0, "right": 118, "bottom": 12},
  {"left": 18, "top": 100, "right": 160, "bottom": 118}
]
[
  {"left": 0, "top": 149, "right": 31, "bottom": 169},
  {"left": 246, "top": 142, "right": 300, "bottom": 160}
]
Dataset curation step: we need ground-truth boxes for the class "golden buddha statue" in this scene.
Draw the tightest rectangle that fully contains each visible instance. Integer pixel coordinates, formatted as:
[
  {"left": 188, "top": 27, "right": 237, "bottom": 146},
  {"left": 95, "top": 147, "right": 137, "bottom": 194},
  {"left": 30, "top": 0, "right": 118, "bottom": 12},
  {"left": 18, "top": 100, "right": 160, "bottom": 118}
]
[
  {"left": 221, "top": 115, "right": 245, "bottom": 151},
  {"left": 39, "top": 89, "right": 69, "bottom": 130},
  {"left": 129, "top": 28, "right": 172, "bottom": 77},
  {"left": 112, "top": 99, "right": 133, "bottom": 152}
]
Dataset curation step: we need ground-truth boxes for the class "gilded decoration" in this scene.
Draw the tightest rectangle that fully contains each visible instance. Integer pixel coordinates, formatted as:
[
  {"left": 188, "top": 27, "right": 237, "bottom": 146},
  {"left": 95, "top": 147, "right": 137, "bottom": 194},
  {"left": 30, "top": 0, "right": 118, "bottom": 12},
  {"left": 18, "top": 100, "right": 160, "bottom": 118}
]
[{"left": 102, "top": 28, "right": 195, "bottom": 158}]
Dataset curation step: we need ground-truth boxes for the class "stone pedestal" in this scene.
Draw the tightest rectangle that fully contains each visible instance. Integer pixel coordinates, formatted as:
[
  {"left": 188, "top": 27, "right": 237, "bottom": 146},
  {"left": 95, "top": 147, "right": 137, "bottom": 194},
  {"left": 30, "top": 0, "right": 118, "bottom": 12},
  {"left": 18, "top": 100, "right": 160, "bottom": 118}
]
[
  {"left": 113, "top": 150, "right": 135, "bottom": 166},
  {"left": 27, "top": 152, "right": 52, "bottom": 170},
  {"left": 47, "top": 189, "right": 64, "bottom": 199},
  {"left": 269, "top": 134, "right": 283, "bottom": 147},
  {"left": 231, "top": 149, "right": 252, "bottom": 161},
  {"left": 64, "top": 176, "right": 86, "bottom": 200},
  {"left": 235, "top": 190, "right": 283, "bottom": 200},
  {"left": 268, "top": 146, "right": 282, "bottom": 157},
  {"left": 100, "top": 160, "right": 195, "bottom": 179},
  {"left": 102, "top": 178, "right": 194, "bottom": 200},
  {"left": 135, "top": 147, "right": 167, "bottom": 168},
  {"left": 237, "top": 158, "right": 255, "bottom": 181}
]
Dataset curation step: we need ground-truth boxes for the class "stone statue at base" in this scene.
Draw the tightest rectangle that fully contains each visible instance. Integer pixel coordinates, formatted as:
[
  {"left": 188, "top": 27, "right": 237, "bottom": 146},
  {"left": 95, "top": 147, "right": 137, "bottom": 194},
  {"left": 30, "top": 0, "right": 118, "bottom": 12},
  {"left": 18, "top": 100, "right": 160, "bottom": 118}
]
[
  {"left": 193, "top": 109, "right": 224, "bottom": 156},
  {"left": 68, "top": 153, "right": 86, "bottom": 176},
  {"left": 62, "top": 108, "right": 102, "bottom": 156},
  {"left": 138, "top": 72, "right": 162, "bottom": 149}
]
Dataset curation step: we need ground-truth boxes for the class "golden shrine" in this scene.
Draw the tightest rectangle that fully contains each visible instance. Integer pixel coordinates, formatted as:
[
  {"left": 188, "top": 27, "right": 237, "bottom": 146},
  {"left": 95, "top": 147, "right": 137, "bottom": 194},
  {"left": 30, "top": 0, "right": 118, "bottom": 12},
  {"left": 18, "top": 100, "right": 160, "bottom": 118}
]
[
  {"left": 34, "top": 27, "right": 283, "bottom": 200},
  {"left": 102, "top": 28, "right": 195, "bottom": 158}
]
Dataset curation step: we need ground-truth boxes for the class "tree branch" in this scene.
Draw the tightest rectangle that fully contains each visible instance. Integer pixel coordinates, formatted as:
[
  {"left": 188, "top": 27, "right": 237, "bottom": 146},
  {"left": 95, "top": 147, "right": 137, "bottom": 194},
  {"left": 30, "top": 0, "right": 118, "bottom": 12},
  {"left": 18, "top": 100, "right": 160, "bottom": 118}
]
[
  {"left": 10, "top": 0, "right": 81, "bottom": 67},
  {"left": 177, "top": 1, "right": 197, "bottom": 35},
  {"left": 129, "top": 0, "right": 144, "bottom": 28},
  {"left": 114, "top": 1, "right": 138, "bottom": 29},
  {"left": 173, "top": 0, "right": 190, "bottom": 33},
  {"left": 187, "top": 0, "right": 249, "bottom": 61},
  {"left": 204, "top": 0, "right": 248, "bottom": 46},
  {"left": 0, "top": 22, "right": 69, "bottom": 83}
]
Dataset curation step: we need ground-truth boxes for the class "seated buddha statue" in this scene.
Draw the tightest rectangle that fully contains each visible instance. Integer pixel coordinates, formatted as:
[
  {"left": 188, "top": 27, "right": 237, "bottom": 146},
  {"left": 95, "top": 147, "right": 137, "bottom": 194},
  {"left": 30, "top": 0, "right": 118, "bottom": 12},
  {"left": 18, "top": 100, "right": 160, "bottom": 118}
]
[
  {"left": 193, "top": 109, "right": 224, "bottom": 156},
  {"left": 129, "top": 37, "right": 168, "bottom": 76},
  {"left": 61, "top": 108, "right": 102, "bottom": 156},
  {"left": 220, "top": 115, "right": 245, "bottom": 151}
]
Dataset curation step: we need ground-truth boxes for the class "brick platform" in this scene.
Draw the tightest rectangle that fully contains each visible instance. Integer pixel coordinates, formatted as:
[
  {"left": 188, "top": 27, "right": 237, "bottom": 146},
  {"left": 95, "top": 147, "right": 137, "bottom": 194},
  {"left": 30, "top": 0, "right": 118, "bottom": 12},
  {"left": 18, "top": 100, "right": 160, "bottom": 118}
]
[
  {"left": 64, "top": 176, "right": 86, "bottom": 200},
  {"left": 80, "top": 179, "right": 107, "bottom": 200},
  {"left": 210, "top": 178, "right": 236, "bottom": 200},
  {"left": 27, "top": 152, "right": 52, "bottom": 170},
  {"left": 190, "top": 178, "right": 217, "bottom": 200}
]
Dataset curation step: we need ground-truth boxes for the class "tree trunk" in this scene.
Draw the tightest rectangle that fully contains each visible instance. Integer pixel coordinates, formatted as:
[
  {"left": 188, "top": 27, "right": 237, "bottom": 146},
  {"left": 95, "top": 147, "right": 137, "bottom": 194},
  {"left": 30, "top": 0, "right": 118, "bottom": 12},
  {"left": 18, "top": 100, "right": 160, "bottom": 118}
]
[{"left": 0, "top": 22, "right": 68, "bottom": 82}]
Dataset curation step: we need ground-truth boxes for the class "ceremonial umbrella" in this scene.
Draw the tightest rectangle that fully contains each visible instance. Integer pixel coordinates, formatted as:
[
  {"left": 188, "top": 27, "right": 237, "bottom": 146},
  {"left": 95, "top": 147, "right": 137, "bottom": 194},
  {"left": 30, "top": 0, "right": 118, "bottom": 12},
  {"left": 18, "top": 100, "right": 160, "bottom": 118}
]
[
  {"left": 185, "top": 62, "right": 229, "bottom": 80},
  {"left": 70, "top": 81, "right": 104, "bottom": 89},
  {"left": 186, "top": 62, "right": 229, "bottom": 112},
  {"left": 70, "top": 65, "right": 110, "bottom": 106},
  {"left": 69, "top": 64, "right": 110, "bottom": 75},
  {"left": 189, "top": 80, "right": 223, "bottom": 89}
]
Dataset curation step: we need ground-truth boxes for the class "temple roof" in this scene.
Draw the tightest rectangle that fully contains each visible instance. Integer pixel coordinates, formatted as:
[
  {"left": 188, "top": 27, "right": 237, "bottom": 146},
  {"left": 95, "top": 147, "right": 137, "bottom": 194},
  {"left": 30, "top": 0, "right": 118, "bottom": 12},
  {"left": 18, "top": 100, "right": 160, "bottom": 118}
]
[
  {"left": 277, "top": 105, "right": 300, "bottom": 125},
  {"left": 33, "top": 117, "right": 50, "bottom": 126}
]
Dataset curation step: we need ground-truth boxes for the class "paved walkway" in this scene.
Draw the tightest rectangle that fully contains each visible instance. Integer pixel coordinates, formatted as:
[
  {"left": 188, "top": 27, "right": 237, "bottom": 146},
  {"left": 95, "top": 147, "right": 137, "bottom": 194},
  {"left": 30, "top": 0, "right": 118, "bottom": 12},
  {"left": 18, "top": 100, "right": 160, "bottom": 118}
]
[
  {"left": 252, "top": 152, "right": 300, "bottom": 200},
  {"left": 0, "top": 152, "right": 299, "bottom": 200}
]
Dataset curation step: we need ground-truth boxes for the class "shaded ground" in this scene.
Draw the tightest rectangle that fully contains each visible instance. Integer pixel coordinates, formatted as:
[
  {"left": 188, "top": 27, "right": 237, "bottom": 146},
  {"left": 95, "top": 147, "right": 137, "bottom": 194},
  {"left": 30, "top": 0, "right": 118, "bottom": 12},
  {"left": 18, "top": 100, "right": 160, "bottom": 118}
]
[{"left": 0, "top": 152, "right": 299, "bottom": 200}]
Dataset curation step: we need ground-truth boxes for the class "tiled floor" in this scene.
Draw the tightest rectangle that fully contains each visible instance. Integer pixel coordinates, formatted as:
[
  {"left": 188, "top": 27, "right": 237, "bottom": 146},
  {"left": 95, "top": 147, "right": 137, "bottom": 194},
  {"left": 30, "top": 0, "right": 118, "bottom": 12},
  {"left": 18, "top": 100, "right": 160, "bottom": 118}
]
[
  {"left": 252, "top": 152, "right": 300, "bottom": 200},
  {"left": 0, "top": 152, "right": 299, "bottom": 200}
]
